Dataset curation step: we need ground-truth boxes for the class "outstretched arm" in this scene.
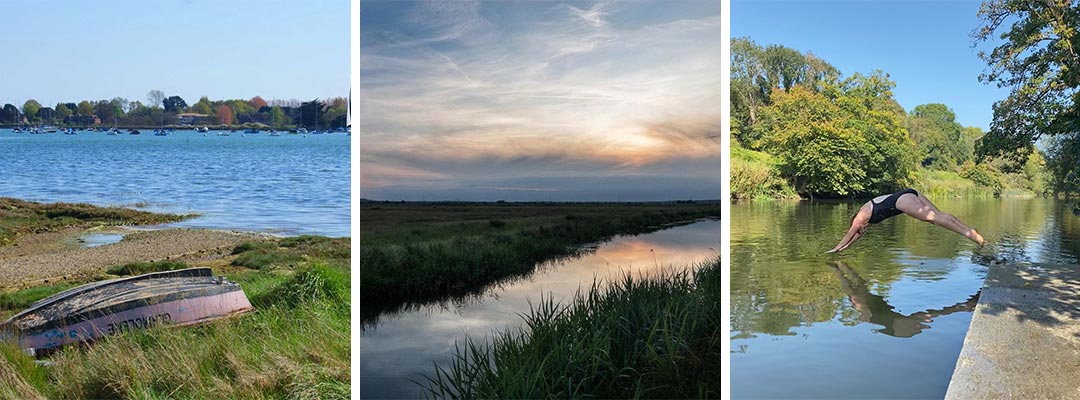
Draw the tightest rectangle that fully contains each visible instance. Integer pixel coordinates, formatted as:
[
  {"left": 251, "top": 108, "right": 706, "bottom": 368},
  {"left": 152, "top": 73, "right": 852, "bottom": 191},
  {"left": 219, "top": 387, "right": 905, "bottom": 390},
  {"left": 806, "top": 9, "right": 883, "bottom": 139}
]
[{"left": 827, "top": 209, "right": 870, "bottom": 253}]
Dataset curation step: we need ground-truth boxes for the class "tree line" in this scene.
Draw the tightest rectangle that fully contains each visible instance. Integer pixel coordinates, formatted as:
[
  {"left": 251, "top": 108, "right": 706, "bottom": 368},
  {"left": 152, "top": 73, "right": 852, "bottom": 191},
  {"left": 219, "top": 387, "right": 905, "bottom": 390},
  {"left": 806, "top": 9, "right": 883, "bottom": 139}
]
[
  {"left": 0, "top": 90, "right": 348, "bottom": 130},
  {"left": 731, "top": 37, "right": 1051, "bottom": 199}
]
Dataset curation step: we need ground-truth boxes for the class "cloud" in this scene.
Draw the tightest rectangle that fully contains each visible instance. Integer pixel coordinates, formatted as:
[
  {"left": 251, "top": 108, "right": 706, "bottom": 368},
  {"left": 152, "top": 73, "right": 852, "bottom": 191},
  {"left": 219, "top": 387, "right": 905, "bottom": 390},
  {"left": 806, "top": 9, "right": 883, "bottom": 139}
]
[{"left": 359, "top": 1, "right": 721, "bottom": 200}]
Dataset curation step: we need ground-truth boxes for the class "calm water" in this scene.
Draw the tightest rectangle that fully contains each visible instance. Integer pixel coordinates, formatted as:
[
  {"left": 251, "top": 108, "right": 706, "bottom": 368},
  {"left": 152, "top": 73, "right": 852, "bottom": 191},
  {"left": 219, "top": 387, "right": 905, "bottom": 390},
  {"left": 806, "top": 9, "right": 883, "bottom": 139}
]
[
  {"left": 731, "top": 198, "right": 1080, "bottom": 399},
  {"left": 0, "top": 129, "right": 349, "bottom": 237},
  {"left": 359, "top": 220, "right": 720, "bottom": 398}
]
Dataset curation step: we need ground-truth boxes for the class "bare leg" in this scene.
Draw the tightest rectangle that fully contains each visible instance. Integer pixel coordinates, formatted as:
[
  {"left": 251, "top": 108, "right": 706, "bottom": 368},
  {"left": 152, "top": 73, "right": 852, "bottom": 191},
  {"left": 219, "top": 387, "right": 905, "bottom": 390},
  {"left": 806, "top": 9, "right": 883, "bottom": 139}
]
[{"left": 896, "top": 194, "right": 985, "bottom": 247}]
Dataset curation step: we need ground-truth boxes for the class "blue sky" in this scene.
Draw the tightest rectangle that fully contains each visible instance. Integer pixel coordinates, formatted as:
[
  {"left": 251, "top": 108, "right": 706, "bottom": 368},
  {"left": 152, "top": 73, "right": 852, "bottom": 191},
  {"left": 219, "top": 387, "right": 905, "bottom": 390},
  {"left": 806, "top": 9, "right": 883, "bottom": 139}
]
[
  {"left": 0, "top": 0, "right": 348, "bottom": 107},
  {"left": 733, "top": 0, "right": 1007, "bottom": 130},
  {"left": 359, "top": 0, "right": 722, "bottom": 201}
]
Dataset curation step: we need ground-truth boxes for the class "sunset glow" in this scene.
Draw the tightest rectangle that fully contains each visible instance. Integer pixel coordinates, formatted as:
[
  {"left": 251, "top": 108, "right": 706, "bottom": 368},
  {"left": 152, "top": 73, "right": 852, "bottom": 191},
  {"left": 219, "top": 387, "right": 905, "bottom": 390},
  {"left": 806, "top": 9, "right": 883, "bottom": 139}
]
[{"left": 360, "top": 0, "right": 721, "bottom": 201}]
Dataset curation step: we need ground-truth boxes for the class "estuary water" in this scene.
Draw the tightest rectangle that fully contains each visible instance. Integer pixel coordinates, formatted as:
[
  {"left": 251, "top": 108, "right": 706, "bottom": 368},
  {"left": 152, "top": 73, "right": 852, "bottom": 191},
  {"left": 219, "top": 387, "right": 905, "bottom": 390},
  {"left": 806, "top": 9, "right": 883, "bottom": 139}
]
[
  {"left": 731, "top": 197, "right": 1080, "bottom": 399},
  {"left": 359, "top": 219, "right": 720, "bottom": 398},
  {"left": 0, "top": 129, "right": 349, "bottom": 237}
]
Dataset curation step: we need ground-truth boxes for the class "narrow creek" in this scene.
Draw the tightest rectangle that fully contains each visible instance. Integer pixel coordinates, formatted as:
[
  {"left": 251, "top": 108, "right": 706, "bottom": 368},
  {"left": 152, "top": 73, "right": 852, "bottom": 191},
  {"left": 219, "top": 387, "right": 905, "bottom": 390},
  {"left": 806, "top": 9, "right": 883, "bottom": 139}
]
[{"left": 359, "top": 219, "right": 720, "bottom": 398}]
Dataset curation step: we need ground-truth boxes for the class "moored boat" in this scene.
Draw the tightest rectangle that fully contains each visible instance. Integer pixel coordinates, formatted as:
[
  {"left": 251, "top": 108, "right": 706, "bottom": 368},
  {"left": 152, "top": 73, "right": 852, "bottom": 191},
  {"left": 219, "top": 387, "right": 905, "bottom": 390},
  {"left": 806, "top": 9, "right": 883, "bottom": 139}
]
[{"left": 0, "top": 268, "right": 252, "bottom": 355}]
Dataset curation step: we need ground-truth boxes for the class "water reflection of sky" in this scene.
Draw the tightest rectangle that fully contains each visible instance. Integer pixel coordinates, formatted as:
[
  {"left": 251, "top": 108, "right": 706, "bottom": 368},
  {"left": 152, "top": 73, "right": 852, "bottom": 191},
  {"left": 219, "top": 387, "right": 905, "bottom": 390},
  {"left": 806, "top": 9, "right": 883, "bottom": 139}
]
[{"left": 360, "top": 220, "right": 719, "bottom": 398}]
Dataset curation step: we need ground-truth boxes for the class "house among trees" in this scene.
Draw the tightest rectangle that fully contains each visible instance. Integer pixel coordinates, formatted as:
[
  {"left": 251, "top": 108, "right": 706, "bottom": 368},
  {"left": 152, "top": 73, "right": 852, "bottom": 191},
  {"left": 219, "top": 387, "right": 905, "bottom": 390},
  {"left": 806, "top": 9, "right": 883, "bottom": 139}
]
[{"left": 177, "top": 113, "right": 211, "bottom": 125}]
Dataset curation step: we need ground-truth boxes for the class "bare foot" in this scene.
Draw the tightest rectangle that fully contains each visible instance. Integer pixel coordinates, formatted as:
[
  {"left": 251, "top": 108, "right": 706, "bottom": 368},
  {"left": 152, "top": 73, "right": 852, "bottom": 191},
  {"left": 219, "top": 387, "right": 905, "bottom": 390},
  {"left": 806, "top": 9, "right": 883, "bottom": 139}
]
[{"left": 972, "top": 230, "right": 985, "bottom": 248}]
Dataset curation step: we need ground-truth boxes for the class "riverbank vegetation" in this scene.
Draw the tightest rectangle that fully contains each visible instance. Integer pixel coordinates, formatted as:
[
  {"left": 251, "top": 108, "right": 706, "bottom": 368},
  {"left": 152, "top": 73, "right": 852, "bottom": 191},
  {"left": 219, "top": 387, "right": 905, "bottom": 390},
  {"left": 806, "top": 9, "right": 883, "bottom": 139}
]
[
  {"left": 359, "top": 202, "right": 721, "bottom": 321},
  {"left": 971, "top": 1, "right": 1080, "bottom": 197},
  {"left": 426, "top": 255, "right": 722, "bottom": 398},
  {"left": 1, "top": 92, "right": 348, "bottom": 130},
  {"left": 730, "top": 38, "right": 1054, "bottom": 200},
  {"left": 0, "top": 198, "right": 190, "bottom": 246},
  {"left": 0, "top": 235, "right": 350, "bottom": 399}
]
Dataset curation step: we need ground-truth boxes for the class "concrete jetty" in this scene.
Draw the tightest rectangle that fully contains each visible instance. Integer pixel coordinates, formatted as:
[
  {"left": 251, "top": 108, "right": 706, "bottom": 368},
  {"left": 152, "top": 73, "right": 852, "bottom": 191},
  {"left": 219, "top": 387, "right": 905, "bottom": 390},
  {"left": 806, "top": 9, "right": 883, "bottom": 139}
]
[{"left": 945, "top": 261, "right": 1080, "bottom": 399}]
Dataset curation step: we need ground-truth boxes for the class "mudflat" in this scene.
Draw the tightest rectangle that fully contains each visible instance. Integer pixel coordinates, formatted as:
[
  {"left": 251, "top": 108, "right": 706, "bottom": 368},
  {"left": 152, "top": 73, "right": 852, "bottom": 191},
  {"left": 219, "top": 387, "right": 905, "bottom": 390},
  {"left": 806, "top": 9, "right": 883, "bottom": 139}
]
[{"left": 0, "top": 228, "right": 268, "bottom": 288}]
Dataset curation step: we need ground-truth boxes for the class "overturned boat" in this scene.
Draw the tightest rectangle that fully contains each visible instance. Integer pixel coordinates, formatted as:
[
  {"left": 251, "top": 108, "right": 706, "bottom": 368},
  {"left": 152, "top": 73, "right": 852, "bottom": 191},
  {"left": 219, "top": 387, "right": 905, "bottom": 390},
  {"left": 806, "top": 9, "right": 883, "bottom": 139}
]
[{"left": 2, "top": 268, "right": 252, "bottom": 355}]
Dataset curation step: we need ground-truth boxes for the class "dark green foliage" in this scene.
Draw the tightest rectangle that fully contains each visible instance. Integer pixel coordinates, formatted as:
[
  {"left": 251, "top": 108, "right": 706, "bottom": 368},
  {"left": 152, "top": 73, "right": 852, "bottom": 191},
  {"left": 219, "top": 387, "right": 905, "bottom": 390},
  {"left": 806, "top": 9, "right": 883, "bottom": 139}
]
[
  {"left": 427, "top": 256, "right": 723, "bottom": 399},
  {"left": 961, "top": 163, "right": 1005, "bottom": 196},
  {"left": 974, "top": 0, "right": 1080, "bottom": 189},
  {"left": 106, "top": 261, "right": 188, "bottom": 276},
  {"left": 730, "top": 37, "right": 1053, "bottom": 199}
]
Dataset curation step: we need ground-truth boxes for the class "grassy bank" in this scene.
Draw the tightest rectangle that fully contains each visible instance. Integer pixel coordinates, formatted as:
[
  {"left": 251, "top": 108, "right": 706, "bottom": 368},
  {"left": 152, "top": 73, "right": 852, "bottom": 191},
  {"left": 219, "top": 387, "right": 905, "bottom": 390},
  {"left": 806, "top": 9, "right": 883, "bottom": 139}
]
[
  {"left": 426, "top": 255, "right": 723, "bottom": 398},
  {"left": 0, "top": 235, "right": 350, "bottom": 399},
  {"left": 730, "top": 149, "right": 1034, "bottom": 200},
  {"left": 913, "top": 169, "right": 997, "bottom": 199},
  {"left": 359, "top": 202, "right": 721, "bottom": 318},
  {"left": 731, "top": 145, "right": 798, "bottom": 201},
  {"left": 0, "top": 198, "right": 190, "bottom": 246}
]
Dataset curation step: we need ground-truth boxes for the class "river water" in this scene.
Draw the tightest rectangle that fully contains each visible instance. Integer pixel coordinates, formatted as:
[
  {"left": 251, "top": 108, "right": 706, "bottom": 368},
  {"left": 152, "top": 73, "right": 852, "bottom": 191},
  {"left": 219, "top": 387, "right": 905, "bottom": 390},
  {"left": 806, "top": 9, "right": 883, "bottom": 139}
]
[
  {"left": 0, "top": 129, "right": 349, "bottom": 237},
  {"left": 731, "top": 197, "right": 1080, "bottom": 399},
  {"left": 359, "top": 219, "right": 720, "bottom": 398}
]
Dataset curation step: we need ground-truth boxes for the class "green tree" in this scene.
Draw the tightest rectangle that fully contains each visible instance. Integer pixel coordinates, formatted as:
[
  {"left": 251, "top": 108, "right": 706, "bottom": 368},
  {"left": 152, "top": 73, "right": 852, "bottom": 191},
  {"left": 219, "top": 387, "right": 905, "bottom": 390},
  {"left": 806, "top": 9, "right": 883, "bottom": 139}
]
[
  {"left": 22, "top": 100, "right": 41, "bottom": 123},
  {"left": 163, "top": 96, "right": 187, "bottom": 113},
  {"left": 731, "top": 38, "right": 839, "bottom": 148},
  {"left": 55, "top": 103, "right": 72, "bottom": 123},
  {"left": 269, "top": 106, "right": 288, "bottom": 129},
  {"left": 1, "top": 104, "right": 19, "bottom": 124},
  {"left": 905, "top": 104, "right": 966, "bottom": 169},
  {"left": 756, "top": 72, "right": 914, "bottom": 197},
  {"left": 974, "top": 0, "right": 1080, "bottom": 164},
  {"left": 192, "top": 96, "right": 213, "bottom": 115},
  {"left": 76, "top": 101, "right": 94, "bottom": 117},
  {"left": 1044, "top": 133, "right": 1080, "bottom": 195}
]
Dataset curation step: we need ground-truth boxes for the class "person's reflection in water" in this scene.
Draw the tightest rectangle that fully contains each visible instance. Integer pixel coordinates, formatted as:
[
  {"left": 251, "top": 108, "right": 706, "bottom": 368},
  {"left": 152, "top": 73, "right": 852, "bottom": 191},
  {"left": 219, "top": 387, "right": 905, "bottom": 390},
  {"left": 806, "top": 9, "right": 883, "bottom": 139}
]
[{"left": 828, "top": 261, "right": 979, "bottom": 338}]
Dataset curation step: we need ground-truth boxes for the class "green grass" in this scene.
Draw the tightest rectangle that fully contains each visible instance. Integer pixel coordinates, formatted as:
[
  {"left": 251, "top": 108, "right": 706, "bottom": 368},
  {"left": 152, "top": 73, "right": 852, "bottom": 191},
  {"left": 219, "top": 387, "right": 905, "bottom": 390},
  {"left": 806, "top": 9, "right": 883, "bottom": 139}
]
[
  {"left": 106, "top": 261, "right": 189, "bottom": 276},
  {"left": 730, "top": 146, "right": 798, "bottom": 201},
  {"left": 426, "top": 255, "right": 723, "bottom": 399},
  {"left": 359, "top": 202, "right": 721, "bottom": 318},
  {"left": 0, "top": 235, "right": 351, "bottom": 399},
  {"left": 913, "top": 169, "right": 997, "bottom": 199},
  {"left": 0, "top": 283, "right": 78, "bottom": 312},
  {"left": 0, "top": 197, "right": 191, "bottom": 246}
]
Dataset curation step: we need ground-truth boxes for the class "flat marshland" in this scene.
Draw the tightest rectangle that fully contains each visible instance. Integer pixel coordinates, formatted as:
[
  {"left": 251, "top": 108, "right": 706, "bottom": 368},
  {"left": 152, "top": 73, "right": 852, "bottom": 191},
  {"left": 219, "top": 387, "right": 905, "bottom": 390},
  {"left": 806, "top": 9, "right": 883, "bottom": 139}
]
[
  {"left": 358, "top": 201, "right": 722, "bottom": 318},
  {"left": 360, "top": 201, "right": 722, "bottom": 398},
  {"left": 0, "top": 200, "right": 350, "bottom": 399}
]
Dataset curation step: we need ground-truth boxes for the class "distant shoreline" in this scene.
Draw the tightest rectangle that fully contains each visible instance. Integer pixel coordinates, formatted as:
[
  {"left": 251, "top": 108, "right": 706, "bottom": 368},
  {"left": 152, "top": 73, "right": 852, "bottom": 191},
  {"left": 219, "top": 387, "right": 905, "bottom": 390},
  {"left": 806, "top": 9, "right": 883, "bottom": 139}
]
[{"left": 0, "top": 124, "right": 348, "bottom": 131}]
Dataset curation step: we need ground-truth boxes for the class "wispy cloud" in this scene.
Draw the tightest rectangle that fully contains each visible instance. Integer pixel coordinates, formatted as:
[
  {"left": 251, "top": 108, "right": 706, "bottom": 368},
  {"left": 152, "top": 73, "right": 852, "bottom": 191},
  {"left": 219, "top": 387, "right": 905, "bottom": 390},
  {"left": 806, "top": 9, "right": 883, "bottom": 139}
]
[{"left": 360, "top": 0, "right": 721, "bottom": 200}]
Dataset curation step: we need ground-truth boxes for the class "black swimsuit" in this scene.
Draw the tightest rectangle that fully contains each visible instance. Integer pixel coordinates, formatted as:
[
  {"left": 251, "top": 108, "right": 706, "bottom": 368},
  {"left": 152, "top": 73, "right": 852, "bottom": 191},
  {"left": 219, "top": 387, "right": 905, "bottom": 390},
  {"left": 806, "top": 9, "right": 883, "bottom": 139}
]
[{"left": 869, "top": 188, "right": 919, "bottom": 224}]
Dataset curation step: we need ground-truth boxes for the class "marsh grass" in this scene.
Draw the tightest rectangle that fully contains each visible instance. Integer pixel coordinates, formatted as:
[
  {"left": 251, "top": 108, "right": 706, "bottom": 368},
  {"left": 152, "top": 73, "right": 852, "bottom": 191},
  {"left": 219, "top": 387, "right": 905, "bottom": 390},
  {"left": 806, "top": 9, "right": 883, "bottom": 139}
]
[
  {"left": 426, "top": 255, "right": 723, "bottom": 399},
  {"left": 359, "top": 204, "right": 721, "bottom": 315},
  {"left": 0, "top": 235, "right": 350, "bottom": 399},
  {"left": 105, "top": 261, "right": 189, "bottom": 276},
  {"left": 0, "top": 198, "right": 191, "bottom": 246},
  {"left": 0, "top": 283, "right": 78, "bottom": 311}
]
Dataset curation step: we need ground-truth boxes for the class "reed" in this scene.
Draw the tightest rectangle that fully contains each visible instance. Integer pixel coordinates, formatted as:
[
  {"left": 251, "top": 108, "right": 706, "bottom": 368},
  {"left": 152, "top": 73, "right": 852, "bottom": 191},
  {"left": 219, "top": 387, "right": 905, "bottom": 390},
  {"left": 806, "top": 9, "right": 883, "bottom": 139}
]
[{"left": 426, "top": 255, "right": 723, "bottom": 399}]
